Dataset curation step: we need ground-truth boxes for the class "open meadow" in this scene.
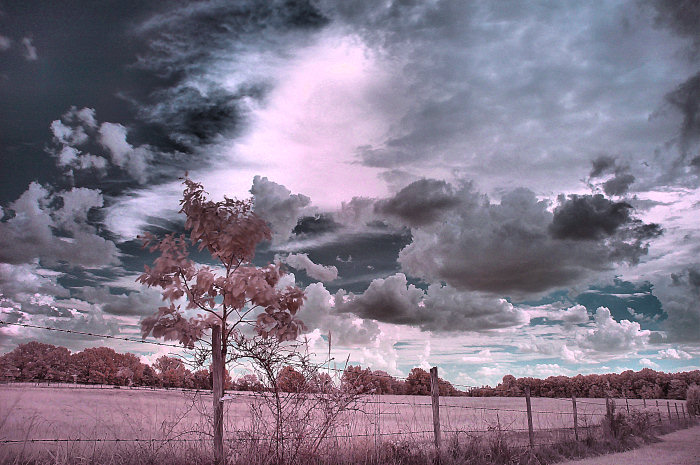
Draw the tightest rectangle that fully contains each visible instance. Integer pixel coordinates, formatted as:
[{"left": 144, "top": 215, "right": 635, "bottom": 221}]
[{"left": 1, "top": 383, "right": 690, "bottom": 462}]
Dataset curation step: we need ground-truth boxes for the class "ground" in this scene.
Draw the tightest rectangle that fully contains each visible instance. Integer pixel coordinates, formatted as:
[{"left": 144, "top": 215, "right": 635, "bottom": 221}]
[{"left": 557, "top": 425, "right": 700, "bottom": 465}]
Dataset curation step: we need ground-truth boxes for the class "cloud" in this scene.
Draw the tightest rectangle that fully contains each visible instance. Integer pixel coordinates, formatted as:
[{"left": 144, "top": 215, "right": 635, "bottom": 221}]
[
  {"left": 576, "top": 307, "right": 650, "bottom": 352},
  {"left": 98, "top": 123, "right": 152, "bottom": 183},
  {"left": 21, "top": 37, "right": 37, "bottom": 61},
  {"left": 0, "top": 183, "right": 118, "bottom": 267},
  {"left": 639, "top": 358, "right": 661, "bottom": 369},
  {"left": 0, "top": 35, "right": 10, "bottom": 51},
  {"left": 652, "top": 266, "right": 700, "bottom": 342},
  {"left": 374, "top": 179, "right": 461, "bottom": 227},
  {"left": 278, "top": 253, "right": 338, "bottom": 282},
  {"left": 77, "top": 286, "right": 164, "bottom": 317},
  {"left": 334, "top": 273, "right": 529, "bottom": 332},
  {"left": 299, "top": 282, "right": 380, "bottom": 346},
  {"left": 550, "top": 195, "right": 635, "bottom": 240},
  {"left": 398, "top": 184, "right": 661, "bottom": 296},
  {"left": 658, "top": 348, "right": 692, "bottom": 360},
  {"left": 649, "top": 0, "right": 700, "bottom": 57},
  {"left": 250, "top": 176, "right": 311, "bottom": 241},
  {"left": 47, "top": 107, "right": 153, "bottom": 182}
]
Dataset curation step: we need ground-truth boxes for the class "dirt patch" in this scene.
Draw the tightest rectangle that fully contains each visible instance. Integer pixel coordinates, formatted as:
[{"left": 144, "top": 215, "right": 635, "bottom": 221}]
[{"left": 556, "top": 425, "right": 700, "bottom": 465}]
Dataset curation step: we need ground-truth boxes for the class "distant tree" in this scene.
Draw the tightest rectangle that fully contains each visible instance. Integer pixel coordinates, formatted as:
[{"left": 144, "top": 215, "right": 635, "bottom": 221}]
[
  {"left": 406, "top": 368, "right": 431, "bottom": 395},
  {"left": 687, "top": 384, "right": 700, "bottom": 416},
  {"left": 236, "top": 373, "right": 263, "bottom": 392},
  {"left": 341, "top": 365, "right": 377, "bottom": 394},
  {"left": 277, "top": 366, "right": 307, "bottom": 393}
]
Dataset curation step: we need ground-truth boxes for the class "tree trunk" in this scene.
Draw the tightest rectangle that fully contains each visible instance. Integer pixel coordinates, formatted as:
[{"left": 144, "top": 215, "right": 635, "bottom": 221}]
[{"left": 212, "top": 324, "right": 224, "bottom": 465}]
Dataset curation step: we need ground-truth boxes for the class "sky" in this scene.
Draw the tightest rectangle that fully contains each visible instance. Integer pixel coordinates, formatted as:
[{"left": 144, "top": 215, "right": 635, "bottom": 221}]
[{"left": 1, "top": 0, "right": 699, "bottom": 388}]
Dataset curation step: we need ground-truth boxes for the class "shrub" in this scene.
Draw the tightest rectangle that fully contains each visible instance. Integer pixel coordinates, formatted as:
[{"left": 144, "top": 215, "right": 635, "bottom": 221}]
[{"left": 687, "top": 384, "right": 700, "bottom": 416}]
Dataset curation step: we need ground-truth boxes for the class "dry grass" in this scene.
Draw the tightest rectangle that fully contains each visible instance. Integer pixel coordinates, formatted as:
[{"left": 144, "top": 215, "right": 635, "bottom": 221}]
[{"left": 0, "top": 384, "right": 694, "bottom": 465}]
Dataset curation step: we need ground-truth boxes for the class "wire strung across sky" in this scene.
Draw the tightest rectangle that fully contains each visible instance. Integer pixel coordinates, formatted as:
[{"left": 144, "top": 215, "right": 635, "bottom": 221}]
[{"left": 0, "top": 320, "right": 480, "bottom": 388}]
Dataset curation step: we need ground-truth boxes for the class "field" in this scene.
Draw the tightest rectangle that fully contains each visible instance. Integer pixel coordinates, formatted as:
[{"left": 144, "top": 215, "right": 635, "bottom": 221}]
[{"left": 1, "top": 383, "right": 688, "bottom": 452}]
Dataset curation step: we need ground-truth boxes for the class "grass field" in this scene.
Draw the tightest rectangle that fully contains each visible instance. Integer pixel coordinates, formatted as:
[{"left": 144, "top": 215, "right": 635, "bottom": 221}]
[{"left": 0, "top": 384, "right": 692, "bottom": 464}]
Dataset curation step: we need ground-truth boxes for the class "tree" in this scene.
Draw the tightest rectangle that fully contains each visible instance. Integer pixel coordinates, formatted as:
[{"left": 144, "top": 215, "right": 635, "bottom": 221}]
[
  {"left": 406, "top": 368, "right": 431, "bottom": 395},
  {"left": 138, "top": 178, "right": 305, "bottom": 464}
]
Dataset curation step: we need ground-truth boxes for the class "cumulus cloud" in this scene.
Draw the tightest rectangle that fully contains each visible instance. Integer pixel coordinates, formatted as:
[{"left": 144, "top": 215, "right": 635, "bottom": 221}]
[
  {"left": 98, "top": 123, "right": 152, "bottom": 183},
  {"left": 398, "top": 183, "right": 661, "bottom": 296},
  {"left": 0, "top": 183, "right": 118, "bottom": 267},
  {"left": 47, "top": 107, "right": 152, "bottom": 182},
  {"left": 78, "top": 286, "right": 163, "bottom": 317},
  {"left": 576, "top": 307, "right": 650, "bottom": 352},
  {"left": 250, "top": 176, "right": 311, "bottom": 241},
  {"left": 299, "top": 282, "right": 380, "bottom": 346},
  {"left": 658, "top": 348, "right": 692, "bottom": 360},
  {"left": 334, "top": 273, "right": 529, "bottom": 332},
  {"left": 278, "top": 253, "right": 338, "bottom": 282},
  {"left": 374, "top": 179, "right": 461, "bottom": 227},
  {"left": 639, "top": 358, "right": 661, "bottom": 369}
]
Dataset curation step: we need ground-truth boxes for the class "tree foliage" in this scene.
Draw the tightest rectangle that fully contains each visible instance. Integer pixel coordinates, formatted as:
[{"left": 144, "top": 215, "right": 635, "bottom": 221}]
[{"left": 137, "top": 178, "right": 305, "bottom": 350}]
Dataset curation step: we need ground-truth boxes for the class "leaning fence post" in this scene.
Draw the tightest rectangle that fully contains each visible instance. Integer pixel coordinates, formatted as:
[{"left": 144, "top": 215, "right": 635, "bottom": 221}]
[
  {"left": 525, "top": 386, "right": 534, "bottom": 449},
  {"left": 656, "top": 400, "right": 662, "bottom": 424},
  {"left": 667, "top": 401, "right": 673, "bottom": 423},
  {"left": 625, "top": 394, "right": 629, "bottom": 413},
  {"left": 675, "top": 403, "right": 680, "bottom": 422},
  {"left": 572, "top": 395, "right": 579, "bottom": 441},
  {"left": 430, "top": 367, "right": 441, "bottom": 452}
]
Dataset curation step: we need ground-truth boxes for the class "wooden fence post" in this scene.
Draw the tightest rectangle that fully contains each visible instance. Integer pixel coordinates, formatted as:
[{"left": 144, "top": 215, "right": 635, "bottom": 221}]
[
  {"left": 675, "top": 403, "right": 680, "bottom": 422},
  {"left": 525, "top": 387, "right": 534, "bottom": 449},
  {"left": 681, "top": 404, "right": 686, "bottom": 425},
  {"left": 643, "top": 398, "right": 646, "bottom": 408},
  {"left": 667, "top": 401, "right": 673, "bottom": 423},
  {"left": 625, "top": 395, "right": 629, "bottom": 413},
  {"left": 656, "top": 400, "right": 662, "bottom": 424},
  {"left": 212, "top": 324, "right": 224, "bottom": 465},
  {"left": 430, "top": 367, "right": 441, "bottom": 453},
  {"left": 572, "top": 395, "right": 579, "bottom": 441}
]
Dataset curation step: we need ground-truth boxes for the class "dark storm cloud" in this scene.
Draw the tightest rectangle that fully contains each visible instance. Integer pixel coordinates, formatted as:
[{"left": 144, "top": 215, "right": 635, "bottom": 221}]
[
  {"left": 133, "top": 0, "right": 328, "bottom": 150},
  {"left": 550, "top": 195, "right": 634, "bottom": 241},
  {"left": 292, "top": 214, "right": 339, "bottom": 236},
  {"left": 590, "top": 155, "right": 617, "bottom": 178},
  {"left": 665, "top": 72, "right": 700, "bottom": 157},
  {"left": 374, "top": 179, "right": 461, "bottom": 227},
  {"left": 653, "top": 266, "right": 700, "bottom": 342},
  {"left": 603, "top": 173, "right": 636, "bottom": 196},
  {"left": 333, "top": 273, "right": 528, "bottom": 332},
  {"left": 649, "top": 0, "right": 700, "bottom": 57},
  {"left": 78, "top": 286, "right": 162, "bottom": 317},
  {"left": 397, "top": 182, "right": 661, "bottom": 296}
]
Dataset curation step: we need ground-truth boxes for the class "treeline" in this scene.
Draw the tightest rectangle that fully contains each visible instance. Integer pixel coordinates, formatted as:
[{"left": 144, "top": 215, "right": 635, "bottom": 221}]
[
  {"left": 1, "top": 341, "right": 698, "bottom": 399},
  {"left": 478, "top": 370, "right": 700, "bottom": 400}
]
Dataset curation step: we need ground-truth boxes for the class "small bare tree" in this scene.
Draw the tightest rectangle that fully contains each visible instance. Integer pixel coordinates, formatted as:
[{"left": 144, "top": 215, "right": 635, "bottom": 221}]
[{"left": 138, "top": 178, "right": 306, "bottom": 464}]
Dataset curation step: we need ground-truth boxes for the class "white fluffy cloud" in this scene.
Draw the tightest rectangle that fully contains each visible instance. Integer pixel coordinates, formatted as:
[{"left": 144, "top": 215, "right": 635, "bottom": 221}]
[
  {"left": 48, "top": 107, "right": 152, "bottom": 183},
  {"left": 299, "top": 282, "right": 380, "bottom": 346},
  {"left": 576, "top": 307, "right": 650, "bottom": 352},
  {"left": 658, "top": 348, "right": 693, "bottom": 360},
  {"left": 278, "top": 253, "right": 338, "bottom": 282},
  {"left": 639, "top": 358, "right": 661, "bottom": 369},
  {"left": 98, "top": 123, "right": 152, "bottom": 183}
]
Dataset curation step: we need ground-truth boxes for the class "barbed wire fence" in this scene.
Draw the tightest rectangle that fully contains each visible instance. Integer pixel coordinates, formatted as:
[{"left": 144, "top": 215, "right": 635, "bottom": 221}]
[{"left": 0, "top": 320, "right": 695, "bottom": 456}]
